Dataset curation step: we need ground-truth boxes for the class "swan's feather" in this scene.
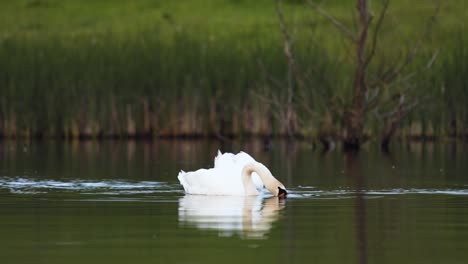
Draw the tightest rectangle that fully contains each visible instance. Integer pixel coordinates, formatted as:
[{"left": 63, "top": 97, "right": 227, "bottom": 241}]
[
  {"left": 178, "top": 151, "right": 265, "bottom": 195},
  {"left": 178, "top": 168, "right": 249, "bottom": 195}
]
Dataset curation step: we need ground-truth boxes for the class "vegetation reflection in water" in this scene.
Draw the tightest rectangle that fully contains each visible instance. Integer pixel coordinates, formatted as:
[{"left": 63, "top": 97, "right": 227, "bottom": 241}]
[{"left": 1, "top": 140, "right": 468, "bottom": 264}]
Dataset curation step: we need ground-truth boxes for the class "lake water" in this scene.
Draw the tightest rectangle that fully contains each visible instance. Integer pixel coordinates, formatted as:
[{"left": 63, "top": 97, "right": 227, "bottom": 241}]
[{"left": 1, "top": 140, "right": 467, "bottom": 264}]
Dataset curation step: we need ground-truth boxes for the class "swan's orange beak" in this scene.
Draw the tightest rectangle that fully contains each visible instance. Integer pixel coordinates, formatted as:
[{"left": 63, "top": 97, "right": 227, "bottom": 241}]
[{"left": 278, "top": 187, "right": 287, "bottom": 199}]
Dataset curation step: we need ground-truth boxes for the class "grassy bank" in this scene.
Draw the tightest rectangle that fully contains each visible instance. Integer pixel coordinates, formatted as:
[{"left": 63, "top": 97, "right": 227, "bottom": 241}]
[{"left": 0, "top": 0, "right": 467, "bottom": 140}]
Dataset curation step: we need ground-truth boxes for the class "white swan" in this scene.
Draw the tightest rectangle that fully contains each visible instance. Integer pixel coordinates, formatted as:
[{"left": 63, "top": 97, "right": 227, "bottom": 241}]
[{"left": 178, "top": 151, "right": 287, "bottom": 197}]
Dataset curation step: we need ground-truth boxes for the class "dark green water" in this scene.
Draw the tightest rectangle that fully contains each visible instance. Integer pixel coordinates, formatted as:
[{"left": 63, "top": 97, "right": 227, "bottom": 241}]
[{"left": 1, "top": 140, "right": 467, "bottom": 264}]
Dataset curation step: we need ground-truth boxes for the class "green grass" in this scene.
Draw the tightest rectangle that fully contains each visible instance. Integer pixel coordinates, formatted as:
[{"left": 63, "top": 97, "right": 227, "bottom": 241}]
[{"left": 0, "top": 0, "right": 466, "bottom": 139}]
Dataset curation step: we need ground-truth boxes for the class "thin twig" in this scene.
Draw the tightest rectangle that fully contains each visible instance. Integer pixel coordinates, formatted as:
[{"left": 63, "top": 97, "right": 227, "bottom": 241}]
[
  {"left": 307, "top": 0, "right": 356, "bottom": 41},
  {"left": 426, "top": 48, "right": 439, "bottom": 68},
  {"left": 381, "top": 1, "right": 441, "bottom": 84},
  {"left": 375, "top": 47, "right": 440, "bottom": 93},
  {"left": 364, "top": 0, "right": 390, "bottom": 68},
  {"left": 276, "top": 0, "right": 305, "bottom": 137},
  {"left": 276, "top": 0, "right": 295, "bottom": 91}
]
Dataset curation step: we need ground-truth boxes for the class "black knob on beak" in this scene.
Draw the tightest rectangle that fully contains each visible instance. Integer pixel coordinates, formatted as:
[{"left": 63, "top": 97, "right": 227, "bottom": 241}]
[{"left": 278, "top": 187, "right": 287, "bottom": 199}]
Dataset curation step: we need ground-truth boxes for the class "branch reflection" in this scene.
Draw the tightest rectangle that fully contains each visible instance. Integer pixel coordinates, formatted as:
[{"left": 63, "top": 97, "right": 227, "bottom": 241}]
[{"left": 345, "top": 152, "right": 368, "bottom": 264}]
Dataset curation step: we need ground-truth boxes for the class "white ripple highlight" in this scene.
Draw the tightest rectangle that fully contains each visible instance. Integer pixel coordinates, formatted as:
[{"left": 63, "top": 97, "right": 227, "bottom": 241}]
[
  {"left": 0, "top": 177, "right": 180, "bottom": 195},
  {"left": 291, "top": 186, "right": 468, "bottom": 198}
]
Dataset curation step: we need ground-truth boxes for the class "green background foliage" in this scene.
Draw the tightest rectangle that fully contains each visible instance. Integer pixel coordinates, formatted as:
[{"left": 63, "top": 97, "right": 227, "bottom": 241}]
[{"left": 0, "top": 0, "right": 466, "bottom": 138}]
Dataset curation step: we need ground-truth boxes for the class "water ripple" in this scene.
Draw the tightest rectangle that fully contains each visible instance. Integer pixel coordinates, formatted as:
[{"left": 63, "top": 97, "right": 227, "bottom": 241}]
[
  {"left": 0, "top": 177, "right": 181, "bottom": 195},
  {"left": 1, "top": 178, "right": 467, "bottom": 198},
  {"left": 291, "top": 186, "right": 468, "bottom": 198}
]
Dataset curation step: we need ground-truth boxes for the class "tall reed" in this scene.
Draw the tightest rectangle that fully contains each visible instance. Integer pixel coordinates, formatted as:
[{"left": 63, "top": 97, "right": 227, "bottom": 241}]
[{"left": 0, "top": 1, "right": 466, "bottom": 140}]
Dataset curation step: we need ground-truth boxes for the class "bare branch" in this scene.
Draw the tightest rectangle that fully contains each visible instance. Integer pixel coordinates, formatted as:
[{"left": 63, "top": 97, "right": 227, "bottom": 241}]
[
  {"left": 372, "top": 46, "right": 440, "bottom": 93},
  {"left": 426, "top": 48, "right": 439, "bottom": 68},
  {"left": 275, "top": 0, "right": 306, "bottom": 137},
  {"left": 403, "top": 2, "right": 441, "bottom": 66},
  {"left": 364, "top": 0, "right": 390, "bottom": 67},
  {"left": 365, "top": 86, "right": 381, "bottom": 105},
  {"left": 275, "top": 0, "right": 304, "bottom": 93},
  {"left": 252, "top": 90, "right": 293, "bottom": 133},
  {"left": 307, "top": 0, "right": 356, "bottom": 41},
  {"left": 381, "top": 1, "right": 441, "bottom": 84}
]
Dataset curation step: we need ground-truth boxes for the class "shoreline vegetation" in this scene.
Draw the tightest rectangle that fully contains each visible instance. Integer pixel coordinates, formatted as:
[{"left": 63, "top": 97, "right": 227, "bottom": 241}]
[{"left": 0, "top": 0, "right": 467, "bottom": 144}]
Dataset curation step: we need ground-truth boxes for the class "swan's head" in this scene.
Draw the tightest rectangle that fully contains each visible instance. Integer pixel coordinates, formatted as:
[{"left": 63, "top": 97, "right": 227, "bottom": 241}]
[
  {"left": 268, "top": 181, "right": 287, "bottom": 198},
  {"left": 278, "top": 187, "right": 287, "bottom": 199},
  {"left": 262, "top": 176, "right": 287, "bottom": 198}
]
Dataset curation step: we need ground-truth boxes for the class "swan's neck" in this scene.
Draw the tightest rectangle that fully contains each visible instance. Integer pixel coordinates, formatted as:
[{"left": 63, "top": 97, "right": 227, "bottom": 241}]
[{"left": 242, "top": 162, "right": 286, "bottom": 196}]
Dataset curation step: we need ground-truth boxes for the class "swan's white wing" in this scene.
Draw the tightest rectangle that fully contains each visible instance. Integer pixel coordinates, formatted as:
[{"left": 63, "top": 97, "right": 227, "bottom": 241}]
[
  {"left": 233, "top": 151, "right": 256, "bottom": 165},
  {"left": 178, "top": 167, "right": 247, "bottom": 196},
  {"left": 214, "top": 151, "right": 236, "bottom": 168}
]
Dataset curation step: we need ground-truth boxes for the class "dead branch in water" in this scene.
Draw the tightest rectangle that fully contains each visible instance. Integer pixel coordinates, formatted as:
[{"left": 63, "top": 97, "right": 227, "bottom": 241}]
[
  {"left": 306, "top": 0, "right": 441, "bottom": 150},
  {"left": 275, "top": 0, "right": 303, "bottom": 138}
]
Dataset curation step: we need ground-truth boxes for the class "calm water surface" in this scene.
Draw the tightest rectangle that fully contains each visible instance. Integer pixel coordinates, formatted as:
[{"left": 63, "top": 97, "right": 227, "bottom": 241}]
[{"left": 1, "top": 140, "right": 467, "bottom": 264}]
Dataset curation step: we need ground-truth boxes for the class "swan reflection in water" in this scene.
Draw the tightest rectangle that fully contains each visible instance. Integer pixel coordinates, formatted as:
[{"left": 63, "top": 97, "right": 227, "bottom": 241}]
[{"left": 178, "top": 195, "right": 285, "bottom": 239}]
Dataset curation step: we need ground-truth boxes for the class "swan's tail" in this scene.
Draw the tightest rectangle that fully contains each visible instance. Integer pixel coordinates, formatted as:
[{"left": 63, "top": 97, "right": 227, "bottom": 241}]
[
  {"left": 178, "top": 170, "right": 188, "bottom": 192},
  {"left": 214, "top": 149, "right": 222, "bottom": 164}
]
